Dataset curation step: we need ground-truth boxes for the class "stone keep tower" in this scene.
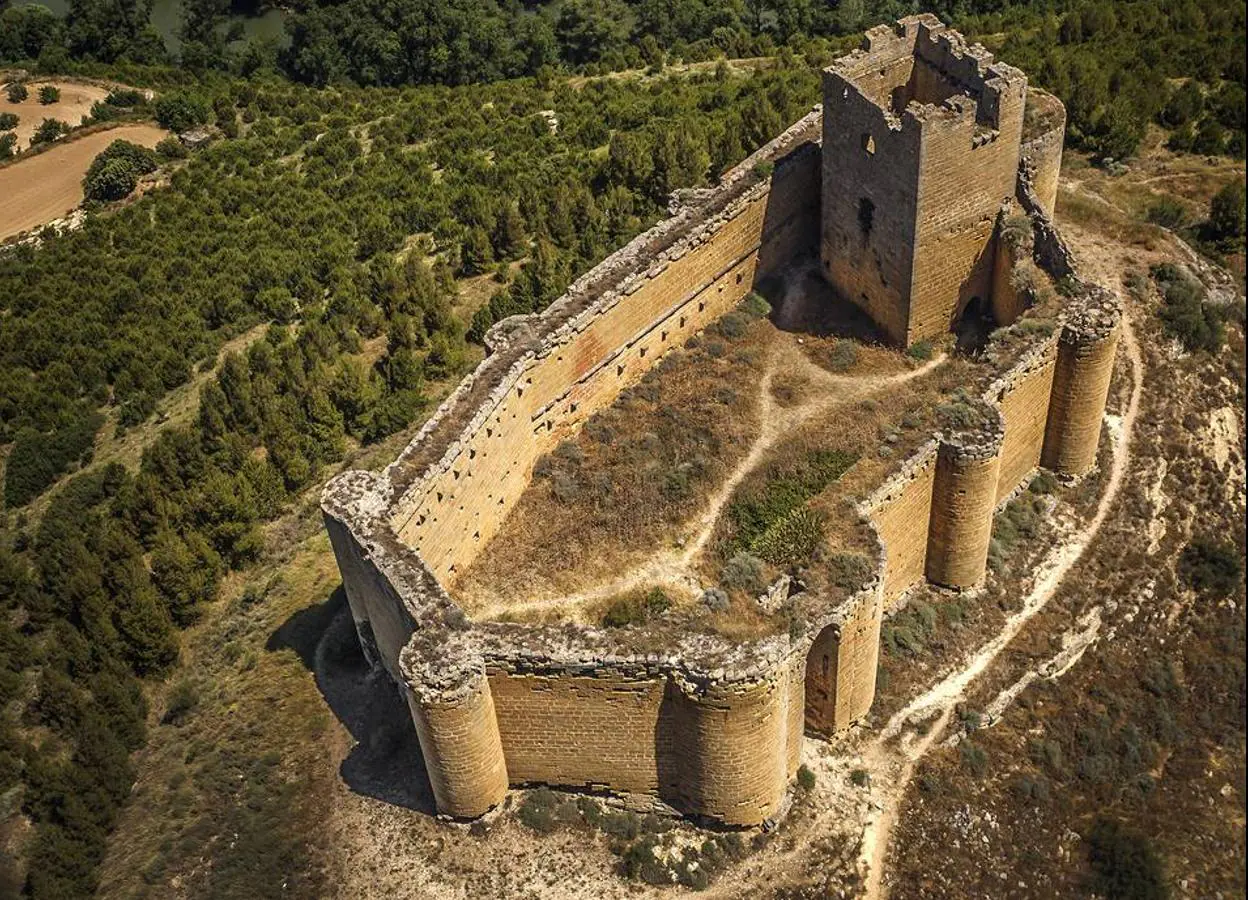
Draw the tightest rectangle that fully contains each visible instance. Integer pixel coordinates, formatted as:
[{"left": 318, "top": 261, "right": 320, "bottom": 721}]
[{"left": 821, "top": 15, "right": 1028, "bottom": 346}]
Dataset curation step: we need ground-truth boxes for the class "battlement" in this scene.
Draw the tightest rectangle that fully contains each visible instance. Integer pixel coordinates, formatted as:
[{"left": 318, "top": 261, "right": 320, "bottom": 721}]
[
  {"left": 322, "top": 20, "right": 1121, "bottom": 829},
  {"left": 821, "top": 16, "right": 1028, "bottom": 347},
  {"left": 828, "top": 14, "right": 1025, "bottom": 135}
]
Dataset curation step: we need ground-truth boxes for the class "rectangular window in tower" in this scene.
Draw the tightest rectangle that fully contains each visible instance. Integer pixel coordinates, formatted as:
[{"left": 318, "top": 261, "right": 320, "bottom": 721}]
[{"left": 858, "top": 197, "right": 875, "bottom": 235}]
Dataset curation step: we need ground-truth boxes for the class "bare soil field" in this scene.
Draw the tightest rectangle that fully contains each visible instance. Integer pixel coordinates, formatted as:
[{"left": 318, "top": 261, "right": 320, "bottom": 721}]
[
  {"left": 0, "top": 80, "right": 110, "bottom": 151},
  {"left": 0, "top": 122, "right": 167, "bottom": 241}
]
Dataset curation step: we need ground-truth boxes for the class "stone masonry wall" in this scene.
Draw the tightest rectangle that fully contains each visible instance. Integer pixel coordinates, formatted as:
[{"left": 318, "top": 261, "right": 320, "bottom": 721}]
[
  {"left": 905, "top": 38, "right": 1026, "bottom": 341},
  {"left": 1042, "top": 312, "right": 1120, "bottom": 475},
  {"left": 990, "top": 207, "right": 1029, "bottom": 325},
  {"left": 489, "top": 671, "right": 670, "bottom": 797},
  {"left": 926, "top": 415, "right": 1005, "bottom": 589},
  {"left": 394, "top": 131, "right": 821, "bottom": 584},
  {"left": 320, "top": 31, "right": 1122, "bottom": 827},
  {"left": 1020, "top": 87, "right": 1066, "bottom": 219},
  {"left": 858, "top": 158, "right": 1121, "bottom": 606},
  {"left": 863, "top": 443, "right": 937, "bottom": 604},
  {"left": 822, "top": 15, "right": 1028, "bottom": 345},
  {"left": 989, "top": 339, "right": 1058, "bottom": 502},
  {"left": 323, "top": 111, "right": 835, "bottom": 826},
  {"left": 406, "top": 672, "right": 509, "bottom": 817},
  {"left": 821, "top": 25, "right": 924, "bottom": 345}
]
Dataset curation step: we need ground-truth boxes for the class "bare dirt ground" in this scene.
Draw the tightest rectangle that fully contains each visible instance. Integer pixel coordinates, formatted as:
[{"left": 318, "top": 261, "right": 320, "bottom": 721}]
[
  {"left": 463, "top": 342, "right": 946, "bottom": 624},
  {"left": 0, "top": 122, "right": 167, "bottom": 240},
  {"left": 0, "top": 79, "right": 109, "bottom": 151}
]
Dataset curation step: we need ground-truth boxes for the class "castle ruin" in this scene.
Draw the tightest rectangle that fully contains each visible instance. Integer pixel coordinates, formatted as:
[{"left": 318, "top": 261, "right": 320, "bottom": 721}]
[{"left": 322, "top": 16, "right": 1120, "bottom": 827}]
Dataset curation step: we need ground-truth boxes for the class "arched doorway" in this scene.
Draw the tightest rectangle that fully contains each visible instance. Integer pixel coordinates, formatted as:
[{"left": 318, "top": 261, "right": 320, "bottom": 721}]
[{"left": 804, "top": 624, "right": 840, "bottom": 734}]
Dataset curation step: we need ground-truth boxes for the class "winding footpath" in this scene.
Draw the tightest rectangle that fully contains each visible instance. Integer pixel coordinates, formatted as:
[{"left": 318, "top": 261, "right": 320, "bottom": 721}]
[
  {"left": 858, "top": 314, "right": 1144, "bottom": 899},
  {"left": 468, "top": 347, "right": 948, "bottom": 620}
]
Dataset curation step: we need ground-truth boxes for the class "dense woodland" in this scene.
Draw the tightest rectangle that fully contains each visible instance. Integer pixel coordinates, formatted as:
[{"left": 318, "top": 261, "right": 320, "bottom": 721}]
[
  {"left": 1, "top": 0, "right": 1245, "bottom": 163},
  {"left": 0, "top": 61, "right": 818, "bottom": 897},
  {"left": 0, "top": 0, "right": 1244, "bottom": 897}
]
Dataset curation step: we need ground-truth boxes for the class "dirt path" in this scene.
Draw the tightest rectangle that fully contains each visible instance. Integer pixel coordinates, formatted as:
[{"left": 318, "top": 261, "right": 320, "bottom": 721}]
[
  {"left": 470, "top": 348, "right": 947, "bottom": 621},
  {"left": 0, "top": 122, "right": 167, "bottom": 240},
  {"left": 857, "top": 315, "right": 1144, "bottom": 899}
]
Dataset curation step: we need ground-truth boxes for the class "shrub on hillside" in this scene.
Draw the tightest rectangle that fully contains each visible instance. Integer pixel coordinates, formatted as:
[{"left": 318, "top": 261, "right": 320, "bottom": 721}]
[
  {"left": 1177, "top": 539, "right": 1243, "bottom": 597},
  {"left": 155, "top": 135, "right": 188, "bottom": 160},
  {"left": 1205, "top": 179, "right": 1246, "bottom": 243},
  {"left": 84, "top": 158, "right": 139, "bottom": 202},
  {"left": 721, "top": 551, "right": 766, "bottom": 594},
  {"left": 2, "top": 413, "right": 104, "bottom": 508},
  {"left": 0, "top": 133, "right": 15, "bottom": 159},
  {"left": 0, "top": 112, "right": 16, "bottom": 130},
  {"left": 6, "top": 83, "right": 28, "bottom": 103},
  {"left": 105, "top": 88, "right": 144, "bottom": 107},
  {"left": 38, "top": 85, "right": 59, "bottom": 104},
  {"left": 1087, "top": 818, "right": 1169, "bottom": 900},
  {"left": 727, "top": 449, "right": 856, "bottom": 559},
  {"left": 82, "top": 139, "right": 158, "bottom": 202},
  {"left": 1151, "top": 263, "right": 1225, "bottom": 352},
  {"left": 823, "top": 339, "right": 857, "bottom": 372},
  {"left": 29, "top": 117, "right": 68, "bottom": 144},
  {"left": 906, "top": 339, "right": 934, "bottom": 360},
  {"left": 517, "top": 788, "right": 578, "bottom": 833},
  {"left": 154, "top": 92, "right": 210, "bottom": 133},
  {"left": 87, "top": 100, "right": 119, "bottom": 122},
  {"left": 601, "top": 587, "right": 670, "bottom": 627},
  {"left": 1145, "top": 197, "right": 1187, "bottom": 229}
]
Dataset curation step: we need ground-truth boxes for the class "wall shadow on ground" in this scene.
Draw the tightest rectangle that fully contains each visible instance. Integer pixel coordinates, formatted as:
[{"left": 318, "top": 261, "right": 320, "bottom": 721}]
[
  {"left": 268, "top": 588, "right": 437, "bottom": 815},
  {"left": 759, "top": 258, "right": 890, "bottom": 344}
]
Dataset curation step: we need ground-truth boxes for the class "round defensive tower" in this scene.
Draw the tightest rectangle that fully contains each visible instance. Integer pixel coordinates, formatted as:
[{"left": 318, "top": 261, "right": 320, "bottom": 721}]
[
  {"left": 405, "top": 665, "right": 508, "bottom": 818},
  {"left": 925, "top": 402, "right": 1005, "bottom": 589},
  {"left": 1041, "top": 291, "right": 1122, "bottom": 476},
  {"left": 1020, "top": 87, "right": 1066, "bottom": 219},
  {"left": 671, "top": 675, "right": 791, "bottom": 827}
]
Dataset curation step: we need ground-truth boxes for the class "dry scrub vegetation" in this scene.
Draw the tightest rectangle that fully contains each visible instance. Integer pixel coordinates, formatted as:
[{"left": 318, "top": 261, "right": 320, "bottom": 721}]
[
  {"left": 457, "top": 285, "right": 975, "bottom": 631},
  {"left": 876, "top": 163, "right": 1245, "bottom": 899},
  {"left": 700, "top": 349, "right": 973, "bottom": 595},
  {"left": 456, "top": 299, "right": 776, "bottom": 613}
]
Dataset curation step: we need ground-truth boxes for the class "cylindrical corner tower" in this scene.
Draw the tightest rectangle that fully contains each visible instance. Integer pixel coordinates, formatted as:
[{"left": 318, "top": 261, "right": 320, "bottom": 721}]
[
  {"left": 407, "top": 670, "right": 508, "bottom": 818},
  {"left": 1041, "top": 300, "right": 1121, "bottom": 476},
  {"left": 1020, "top": 87, "right": 1066, "bottom": 219},
  {"left": 671, "top": 676, "right": 790, "bottom": 826},
  {"left": 926, "top": 414, "right": 1004, "bottom": 589}
]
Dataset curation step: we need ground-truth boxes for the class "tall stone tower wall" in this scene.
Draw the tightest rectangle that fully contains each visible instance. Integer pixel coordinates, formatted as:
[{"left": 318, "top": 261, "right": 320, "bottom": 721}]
[
  {"left": 407, "top": 672, "right": 509, "bottom": 817},
  {"left": 820, "top": 67, "right": 922, "bottom": 344},
  {"left": 1042, "top": 306, "right": 1121, "bottom": 475},
  {"left": 821, "top": 15, "right": 1028, "bottom": 345},
  {"left": 925, "top": 416, "right": 1005, "bottom": 589},
  {"left": 1020, "top": 87, "right": 1067, "bottom": 219}
]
